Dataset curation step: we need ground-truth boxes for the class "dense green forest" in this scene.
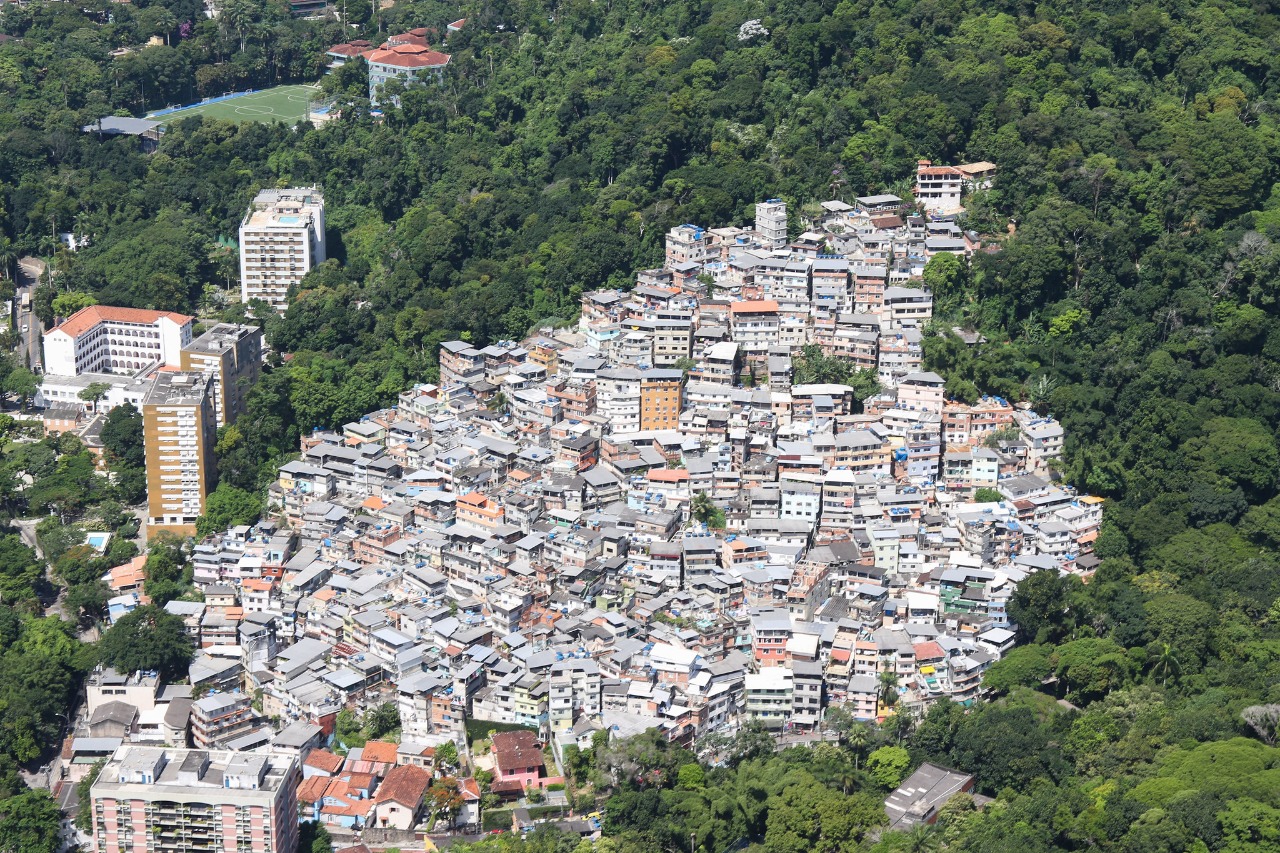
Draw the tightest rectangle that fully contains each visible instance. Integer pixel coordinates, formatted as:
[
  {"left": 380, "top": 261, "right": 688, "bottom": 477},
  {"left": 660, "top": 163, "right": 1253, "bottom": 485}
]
[{"left": 4, "top": 0, "right": 1280, "bottom": 848}]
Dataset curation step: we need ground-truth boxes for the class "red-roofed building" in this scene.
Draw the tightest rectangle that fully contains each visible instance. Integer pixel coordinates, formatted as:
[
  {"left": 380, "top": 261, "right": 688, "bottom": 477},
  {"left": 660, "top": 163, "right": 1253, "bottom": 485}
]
[
  {"left": 325, "top": 39, "right": 373, "bottom": 68},
  {"left": 366, "top": 31, "right": 451, "bottom": 105},
  {"left": 456, "top": 490, "right": 504, "bottom": 528},
  {"left": 372, "top": 764, "right": 432, "bottom": 829},
  {"left": 915, "top": 159, "right": 965, "bottom": 213},
  {"left": 317, "top": 777, "right": 374, "bottom": 828},
  {"left": 44, "top": 305, "right": 194, "bottom": 376},
  {"left": 347, "top": 740, "right": 397, "bottom": 777},
  {"left": 490, "top": 731, "right": 546, "bottom": 791},
  {"left": 303, "top": 749, "right": 345, "bottom": 779},
  {"left": 728, "top": 300, "right": 781, "bottom": 360}
]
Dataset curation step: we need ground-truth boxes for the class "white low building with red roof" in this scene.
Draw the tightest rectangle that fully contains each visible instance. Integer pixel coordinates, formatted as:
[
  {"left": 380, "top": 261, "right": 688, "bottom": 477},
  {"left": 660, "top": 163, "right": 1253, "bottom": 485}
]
[{"left": 43, "top": 305, "right": 193, "bottom": 376}]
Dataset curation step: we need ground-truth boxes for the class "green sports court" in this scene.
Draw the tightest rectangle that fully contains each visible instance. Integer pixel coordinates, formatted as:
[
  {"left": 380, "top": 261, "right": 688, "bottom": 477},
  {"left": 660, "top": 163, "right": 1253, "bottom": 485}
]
[{"left": 148, "top": 84, "right": 327, "bottom": 125}]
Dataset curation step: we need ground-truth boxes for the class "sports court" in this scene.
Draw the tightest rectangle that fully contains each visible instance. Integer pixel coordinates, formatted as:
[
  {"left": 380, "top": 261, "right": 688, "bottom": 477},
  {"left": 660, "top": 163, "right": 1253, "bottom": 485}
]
[{"left": 149, "top": 84, "right": 326, "bottom": 125}]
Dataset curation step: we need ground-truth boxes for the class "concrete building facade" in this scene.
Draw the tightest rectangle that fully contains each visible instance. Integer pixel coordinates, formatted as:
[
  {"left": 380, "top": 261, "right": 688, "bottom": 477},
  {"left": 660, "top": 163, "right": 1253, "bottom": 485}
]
[
  {"left": 90, "top": 746, "right": 298, "bottom": 853},
  {"left": 239, "top": 188, "right": 326, "bottom": 314},
  {"left": 179, "top": 324, "right": 263, "bottom": 427},
  {"left": 144, "top": 372, "right": 218, "bottom": 536},
  {"left": 43, "top": 306, "right": 194, "bottom": 377}
]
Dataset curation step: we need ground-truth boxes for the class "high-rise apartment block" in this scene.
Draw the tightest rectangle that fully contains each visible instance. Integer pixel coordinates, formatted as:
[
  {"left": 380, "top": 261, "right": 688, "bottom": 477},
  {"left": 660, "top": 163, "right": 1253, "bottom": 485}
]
[
  {"left": 143, "top": 372, "right": 218, "bottom": 536},
  {"left": 755, "top": 198, "right": 788, "bottom": 249},
  {"left": 43, "top": 306, "right": 194, "bottom": 376},
  {"left": 90, "top": 746, "right": 298, "bottom": 853},
  {"left": 178, "top": 324, "right": 263, "bottom": 427},
  {"left": 238, "top": 188, "right": 326, "bottom": 314}
]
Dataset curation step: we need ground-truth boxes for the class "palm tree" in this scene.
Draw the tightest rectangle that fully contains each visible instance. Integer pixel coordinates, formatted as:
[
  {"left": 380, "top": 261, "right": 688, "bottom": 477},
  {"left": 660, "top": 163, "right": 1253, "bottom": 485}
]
[
  {"left": 0, "top": 238, "right": 16, "bottom": 284},
  {"left": 888, "top": 708, "right": 915, "bottom": 746},
  {"left": 902, "top": 822, "right": 942, "bottom": 853},
  {"left": 1151, "top": 642, "right": 1180, "bottom": 687},
  {"left": 847, "top": 723, "right": 869, "bottom": 770},
  {"left": 690, "top": 491, "right": 716, "bottom": 527},
  {"left": 878, "top": 668, "right": 900, "bottom": 716}
]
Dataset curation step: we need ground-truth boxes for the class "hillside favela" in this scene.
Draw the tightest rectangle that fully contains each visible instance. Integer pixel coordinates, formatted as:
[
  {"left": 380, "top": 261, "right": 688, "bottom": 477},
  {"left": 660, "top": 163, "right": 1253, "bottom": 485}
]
[{"left": 1, "top": 0, "right": 1279, "bottom": 853}]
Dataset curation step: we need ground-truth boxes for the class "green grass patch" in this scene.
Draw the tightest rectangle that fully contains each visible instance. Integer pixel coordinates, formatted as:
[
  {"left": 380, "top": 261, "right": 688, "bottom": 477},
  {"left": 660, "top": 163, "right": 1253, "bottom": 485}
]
[
  {"left": 465, "top": 718, "right": 538, "bottom": 744},
  {"left": 482, "top": 809, "right": 513, "bottom": 832},
  {"left": 150, "top": 84, "right": 321, "bottom": 125}
]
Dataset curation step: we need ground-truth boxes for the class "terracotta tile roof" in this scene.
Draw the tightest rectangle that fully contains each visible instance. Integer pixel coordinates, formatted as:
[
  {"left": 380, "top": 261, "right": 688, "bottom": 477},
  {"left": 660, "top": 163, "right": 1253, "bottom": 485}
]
[
  {"left": 303, "top": 749, "right": 345, "bottom": 774},
  {"left": 361, "top": 740, "right": 398, "bottom": 765},
  {"left": 50, "top": 305, "right": 193, "bottom": 339},
  {"left": 327, "top": 42, "right": 368, "bottom": 56},
  {"left": 913, "top": 641, "right": 945, "bottom": 661},
  {"left": 320, "top": 778, "right": 372, "bottom": 818},
  {"left": 375, "top": 764, "right": 432, "bottom": 807},
  {"left": 490, "top": 731, "right": 544, "bottom": 774},
  {"left": 730, "top": 300, "right": 779, "bottom": 313},
  {"left": 108, "top": 555, "right": 148, "bottom": 591},
  {"left": 366, "top": 45, "right": 451, "bottom": 69},
  {"left": 297, "top": 775, "right": 329, "bottom": 804},
  {"left": 344, "top": 772, "right": 376, "bottom": 791}
]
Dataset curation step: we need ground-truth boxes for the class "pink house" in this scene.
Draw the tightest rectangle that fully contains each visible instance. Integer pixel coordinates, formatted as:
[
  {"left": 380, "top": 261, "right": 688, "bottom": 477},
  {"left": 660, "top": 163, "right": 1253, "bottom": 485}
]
[{"left": 490, "top": 731, "right": 546, "bottom": 790}]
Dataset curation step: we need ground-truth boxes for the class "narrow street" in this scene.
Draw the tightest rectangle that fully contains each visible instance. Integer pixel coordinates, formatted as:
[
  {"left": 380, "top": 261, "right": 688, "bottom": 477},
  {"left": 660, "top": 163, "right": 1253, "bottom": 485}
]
[{"left": 15, "top": 256, "right": 45, "bottom": 372}]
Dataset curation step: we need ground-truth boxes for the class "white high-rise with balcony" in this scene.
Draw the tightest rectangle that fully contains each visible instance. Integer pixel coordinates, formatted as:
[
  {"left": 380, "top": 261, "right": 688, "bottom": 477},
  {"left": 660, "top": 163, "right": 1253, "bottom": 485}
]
[{"left": 238, "top": 188, "right": 326, "bottom": 314}]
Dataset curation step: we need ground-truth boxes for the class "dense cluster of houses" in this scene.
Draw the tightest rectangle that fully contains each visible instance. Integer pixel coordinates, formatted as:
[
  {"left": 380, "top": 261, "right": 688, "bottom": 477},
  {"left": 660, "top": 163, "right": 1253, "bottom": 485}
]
[{"left": 82, "top": 164, "right": 1102, "bottom": 844}]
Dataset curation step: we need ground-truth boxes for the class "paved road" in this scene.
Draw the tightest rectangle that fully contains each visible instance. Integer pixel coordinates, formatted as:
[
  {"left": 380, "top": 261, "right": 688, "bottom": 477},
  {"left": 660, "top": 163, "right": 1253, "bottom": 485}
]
[{"left": 15, "top": 257, "right": 44, "bottom": 371}]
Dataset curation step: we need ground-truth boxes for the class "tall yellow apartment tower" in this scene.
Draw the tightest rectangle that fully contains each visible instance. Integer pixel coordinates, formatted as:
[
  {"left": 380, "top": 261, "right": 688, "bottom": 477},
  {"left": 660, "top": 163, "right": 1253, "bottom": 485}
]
[{"left": 143, "top": 372, "right": 217, "bottom": 536}]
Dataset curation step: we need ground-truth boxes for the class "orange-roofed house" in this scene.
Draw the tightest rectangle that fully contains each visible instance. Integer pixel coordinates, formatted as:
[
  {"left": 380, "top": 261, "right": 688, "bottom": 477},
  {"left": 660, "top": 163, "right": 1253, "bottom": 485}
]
[
  {"left": 318, "top": 777, "right": 374, "bottom": 828},
  {"left": 43, "top": 305, "right": 194, "bottom": 376},
  {"left": 456, "top": 491, "right": 504, "bottom": 529},
  {"left": 367, "top": 33, "right": 450, "bottom": 105},
  {"left": 349, "top": 740, "right": 398, "bottom": 776},
  {"left": 325, "top": 38, "right": 374, "bottom": 69},
  {"left": 106, "top": 555, "right": 147, "bottom": 593},
  {"left": 915, "top": 159, "right": 966, "bottom": 213},
  {"left": 297, "top": 775, "right": 331, "bottom": 819},
  {"left": 728, "top": 300, "right": 781, "bottom": 361},
  {"left": 303, "top": 749, "right": 346, "bottom": 779},
  {"left": 241, "top": 576, "right": 277, "bottom": 613},
  {"left": 372, "top": 765, "right": 433, "bottom": 830}
]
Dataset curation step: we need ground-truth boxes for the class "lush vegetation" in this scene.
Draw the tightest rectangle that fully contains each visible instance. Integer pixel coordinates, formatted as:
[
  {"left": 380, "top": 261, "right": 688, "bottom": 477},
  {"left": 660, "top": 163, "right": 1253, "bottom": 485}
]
[{"left": 3, "top": 0, "right": 1280, "bottom": 847}]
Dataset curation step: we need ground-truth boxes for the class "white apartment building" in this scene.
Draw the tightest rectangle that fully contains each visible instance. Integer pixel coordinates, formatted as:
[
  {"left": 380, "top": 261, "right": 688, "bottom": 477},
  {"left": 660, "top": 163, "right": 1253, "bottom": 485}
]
[
  {"left": 596, "top": 368, "right": 642, "bottom": 434},
  {"left": 239, "top": 188, "right": 327, "bottom": 313},
  {"left": 915, "top": 160, "right": 965, "bottom": 213},
  {"left": 744, "top": 667, "right": 793, "bottom": 729},
  {"left": 43, "top": 306, "right": 193, "bottom": 377},
  {"left": 755, "top": 198, "right": 788, "bottom": 249}
]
